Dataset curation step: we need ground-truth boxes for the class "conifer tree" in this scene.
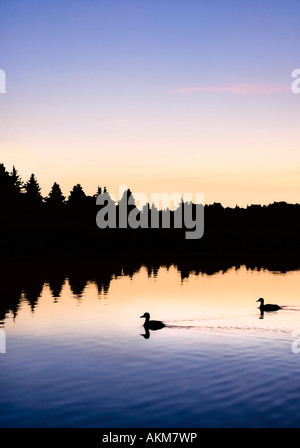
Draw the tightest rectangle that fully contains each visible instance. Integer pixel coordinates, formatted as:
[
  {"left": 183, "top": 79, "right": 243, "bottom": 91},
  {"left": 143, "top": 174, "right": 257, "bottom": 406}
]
[
  {"left": 46, "top": 182, "right": 65, "bottom": 208},
  {"left": 67, "top": 184, "right": 86, "bottom": 208},
  {"left": 24, "top": 173, "right": 43, "bottom": 208}
]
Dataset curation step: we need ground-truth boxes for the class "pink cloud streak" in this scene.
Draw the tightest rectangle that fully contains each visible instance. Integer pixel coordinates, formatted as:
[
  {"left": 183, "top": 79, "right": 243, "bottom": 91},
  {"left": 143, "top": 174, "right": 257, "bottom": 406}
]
[{"left": 176, "top": 84, "right": 291, "bottom": 95}]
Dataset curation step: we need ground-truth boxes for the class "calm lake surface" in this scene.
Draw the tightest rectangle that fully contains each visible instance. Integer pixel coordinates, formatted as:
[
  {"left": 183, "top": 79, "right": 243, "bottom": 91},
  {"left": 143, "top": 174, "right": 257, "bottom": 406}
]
[{"left": 1, "top": 262, "right": 300, "bottom": 428}]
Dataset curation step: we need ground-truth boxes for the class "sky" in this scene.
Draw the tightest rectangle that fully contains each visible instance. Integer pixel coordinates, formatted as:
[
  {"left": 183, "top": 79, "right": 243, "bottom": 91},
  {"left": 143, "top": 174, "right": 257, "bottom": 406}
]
[{"left": 1, "top": 0, "right": 300, "bottom": 207}]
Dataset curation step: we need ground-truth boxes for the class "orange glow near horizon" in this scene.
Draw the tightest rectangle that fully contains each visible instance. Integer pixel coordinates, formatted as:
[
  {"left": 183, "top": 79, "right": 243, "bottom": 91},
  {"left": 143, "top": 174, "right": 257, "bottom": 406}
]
[
  {"left": 2, "top": 88, "right": 300, "bottom": 208},
  {"left": 4, "top": 266, "right": 300, "bottom": 336},
  {"left": 1, "top": 139, "right": 300, "bottom": 207}
]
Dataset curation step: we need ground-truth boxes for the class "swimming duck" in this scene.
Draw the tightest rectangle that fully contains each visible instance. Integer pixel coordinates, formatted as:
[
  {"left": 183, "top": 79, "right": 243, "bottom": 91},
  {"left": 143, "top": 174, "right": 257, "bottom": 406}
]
[
  {"left": 256, "top": 298, "right": 282, "bottom": 312},
  {"left": 140, "top": 312, "right": 165, "bottom": 330}
]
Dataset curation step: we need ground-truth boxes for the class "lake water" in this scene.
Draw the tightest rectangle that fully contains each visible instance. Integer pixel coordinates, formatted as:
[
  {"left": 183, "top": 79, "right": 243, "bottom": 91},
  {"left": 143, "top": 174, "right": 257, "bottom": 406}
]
[{"left": 1, "top": 261, "right": 300, "bottom": 428}]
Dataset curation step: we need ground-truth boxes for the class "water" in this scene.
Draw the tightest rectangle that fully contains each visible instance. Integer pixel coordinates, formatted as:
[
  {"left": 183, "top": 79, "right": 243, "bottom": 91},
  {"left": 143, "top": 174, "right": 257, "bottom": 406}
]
[{"left": 1, "top": 262, "right": 300, "bottom": 428}]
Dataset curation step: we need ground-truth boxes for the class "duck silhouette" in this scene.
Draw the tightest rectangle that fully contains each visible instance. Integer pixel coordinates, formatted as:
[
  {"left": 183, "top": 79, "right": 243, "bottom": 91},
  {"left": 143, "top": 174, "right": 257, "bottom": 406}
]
[
  {"left": 140, "top": 312, "right": 165, "bottom": 330},
  {"left": 257, "top": 298, "right": 282, "bottom": 312}
]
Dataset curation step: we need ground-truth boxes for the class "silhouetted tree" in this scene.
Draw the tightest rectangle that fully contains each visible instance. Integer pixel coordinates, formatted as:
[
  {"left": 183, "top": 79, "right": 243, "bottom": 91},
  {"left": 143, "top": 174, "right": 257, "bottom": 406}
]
[
  {"left": 118, "top": 188, "right": 137, "bottom": 227},
  {"left": 96, "top": 188, "right": 116, "bottom": 228},
  {"left": 45, "top": 182, "right": 65, "bottom": 210},
  {"left": 0, "top": 163, "right": 25, "bottom": 210},
  {"left": 94, "top": 186, "right": 102, "bottom": 198},
  {"left": 0, "top": 163, "right": 9, "bottom": 182},
  {"left": 0, "top": 163, "right": 12, "bottom": 209},
  {"left": 10, "top": 166, "right": 22, "bottom": 190},
  {"left": 10, "top": 166, "right": 23, "bottom": 199},
  {"left": 23, "top": 173, "right": 43, "bottom": 209},
  {"left": 67, "top": 184, "right": 86, "bottom": 208}
]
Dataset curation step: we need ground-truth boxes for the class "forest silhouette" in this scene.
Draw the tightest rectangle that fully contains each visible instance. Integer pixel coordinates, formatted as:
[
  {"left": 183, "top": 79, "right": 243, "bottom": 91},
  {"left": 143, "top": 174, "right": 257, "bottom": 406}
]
[
  {"left": 1, "top": 162, "right": 300, "bottom": 257},
  {"left": 1, "top": 161, "right": 300, "bottom": 323}
]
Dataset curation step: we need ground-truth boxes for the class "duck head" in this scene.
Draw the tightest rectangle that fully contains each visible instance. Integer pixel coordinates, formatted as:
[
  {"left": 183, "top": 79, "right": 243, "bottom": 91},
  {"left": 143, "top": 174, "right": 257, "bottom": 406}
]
[
  {"left": 256, "top": 298, "right": 264, "bottom": 305},
  {"left": 140, "top": 312, "right": 150, "bottom": 321}
]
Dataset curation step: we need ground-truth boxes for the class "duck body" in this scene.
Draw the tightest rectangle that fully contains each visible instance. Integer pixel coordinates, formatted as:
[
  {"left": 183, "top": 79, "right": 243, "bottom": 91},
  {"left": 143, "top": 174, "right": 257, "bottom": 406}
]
[
  {"left": 140, "top": 312, "right": 165, "bottom": 330},
  {"left": 257, "top": 298, "right": 282, "bottom": 312}
]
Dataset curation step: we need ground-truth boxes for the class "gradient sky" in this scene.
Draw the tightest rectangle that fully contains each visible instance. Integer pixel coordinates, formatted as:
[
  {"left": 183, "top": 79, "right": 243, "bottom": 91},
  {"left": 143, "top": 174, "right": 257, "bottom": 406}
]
[{"left": 1, "top": 0, "right": 299, "bottom": 206}]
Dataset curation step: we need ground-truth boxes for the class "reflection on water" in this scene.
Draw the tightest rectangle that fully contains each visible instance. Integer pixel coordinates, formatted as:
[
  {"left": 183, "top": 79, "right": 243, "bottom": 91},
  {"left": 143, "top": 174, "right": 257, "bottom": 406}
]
[{"left": 1, "top": 257, "right": 300, "bottom": 427}]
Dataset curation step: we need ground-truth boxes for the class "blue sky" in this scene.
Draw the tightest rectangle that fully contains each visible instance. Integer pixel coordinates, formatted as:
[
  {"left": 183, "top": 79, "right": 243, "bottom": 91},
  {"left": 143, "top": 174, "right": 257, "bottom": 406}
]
[{"left": 1, "top": 0, "right": 299, "bottom": 205}]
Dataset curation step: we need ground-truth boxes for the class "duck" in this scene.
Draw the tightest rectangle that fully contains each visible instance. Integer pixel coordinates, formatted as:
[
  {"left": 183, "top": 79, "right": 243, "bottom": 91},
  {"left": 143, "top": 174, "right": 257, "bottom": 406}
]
[
  {"left": 140, "top": 312, "right": 165, "bottom": 330},
  {"left": 256, "top": 298, "right": 282, "bottom": 312}
]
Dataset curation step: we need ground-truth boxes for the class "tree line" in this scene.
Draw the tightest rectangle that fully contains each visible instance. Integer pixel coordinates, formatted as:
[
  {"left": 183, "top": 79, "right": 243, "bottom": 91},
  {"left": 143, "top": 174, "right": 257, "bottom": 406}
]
[
  {"left": 0, "top": 162, "right": 105, "bottom": 212},
  {"left": 1, "top": 162, "right": 300, "bottom": 257},
  {"left": 0, "top": 162, "right": 201, "bottom": 230}
]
